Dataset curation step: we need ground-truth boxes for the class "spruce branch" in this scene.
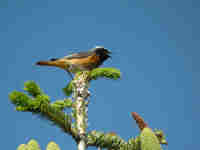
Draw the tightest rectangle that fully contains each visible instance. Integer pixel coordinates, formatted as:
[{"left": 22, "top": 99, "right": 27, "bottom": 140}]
[
  {"left": 86, "top": 112, "right": 167, "bottom": 150},
  {"left": 87, "top": 131, "right": 127, "bottom": 150},
  {"left": 89, "top": 68, "right": 121, "bottom": 80},
  {"left": 9, "top": 68, "right": 168, "bottom": 150},
  {"left": 87, "top": 130, "right": 166, "bottom": 150},
  {"left": 9, "top": 81, "right": 78, "bottom": 141},
  {"left": 63, "top": 67, "right": 121, "bottom": 97}
]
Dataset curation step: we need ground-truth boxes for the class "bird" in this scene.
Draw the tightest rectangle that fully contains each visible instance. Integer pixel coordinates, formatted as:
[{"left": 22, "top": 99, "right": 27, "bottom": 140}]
[{"left": 36, "top": 47, "right": 111, "bottom": 78}]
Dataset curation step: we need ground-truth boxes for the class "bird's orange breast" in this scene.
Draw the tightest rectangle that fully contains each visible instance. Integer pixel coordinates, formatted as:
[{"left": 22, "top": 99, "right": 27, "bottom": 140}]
[{"left": 65, "top": 53, "right": 100, "bottom": 65}]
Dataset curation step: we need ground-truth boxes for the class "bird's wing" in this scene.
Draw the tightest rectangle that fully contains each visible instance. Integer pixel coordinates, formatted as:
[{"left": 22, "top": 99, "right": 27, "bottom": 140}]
[{"left": 64, "top": 51, "right": 93, "bottom": 59}]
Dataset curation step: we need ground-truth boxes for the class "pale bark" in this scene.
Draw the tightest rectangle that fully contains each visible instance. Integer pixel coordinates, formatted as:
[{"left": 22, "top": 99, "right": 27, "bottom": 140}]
[{"left": 73, "top": 72, "right": 90, "bottom": 150}]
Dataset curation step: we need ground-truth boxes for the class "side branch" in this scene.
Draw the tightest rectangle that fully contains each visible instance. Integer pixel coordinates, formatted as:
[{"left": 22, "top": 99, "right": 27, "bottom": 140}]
[
  {"left": 87, "top": 131, "right": 127, "bottom": 150},
  {"left": 40, "top": 102, "right": 78, "bottom": 140},
  {"left": 9, "top": 82, "right": 78, "bottom": 141}
]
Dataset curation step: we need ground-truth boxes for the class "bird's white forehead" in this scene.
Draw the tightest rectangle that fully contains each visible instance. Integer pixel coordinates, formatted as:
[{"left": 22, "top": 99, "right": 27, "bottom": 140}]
[{"left": 95, "top": 46, "right": 104, "bottom": 49}]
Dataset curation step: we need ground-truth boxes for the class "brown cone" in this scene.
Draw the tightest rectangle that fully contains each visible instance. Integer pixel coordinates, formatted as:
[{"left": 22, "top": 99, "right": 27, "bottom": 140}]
[{"left": 131, "top": 112, "right": 148, "bottom": 131}]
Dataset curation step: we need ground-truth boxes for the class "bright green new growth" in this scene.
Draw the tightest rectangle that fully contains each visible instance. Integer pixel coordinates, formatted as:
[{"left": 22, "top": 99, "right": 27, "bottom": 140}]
[
  {"left": 89, "top": 68, "right": 121, "bottom": 80},
  {"left": 17, "top": 139, "right": 60, "bottom": 150},
  {"left": 27, "top": 139, "right": 41, "bottom": 150},
  {"left": 51, "top": 99, "right": 73, "bottom": 110},
  {"left": 46, "top": 142, "right": 61, "bottom": 150},
  {"left": 24, "top": 81, "right": 43, "bottom": 97},
  {"left": 140, "top": 128, "right": 162, "bottom": 150},
  {"left": 154, "top": 129, "right": 168, "bottom": 145},
  {"left": 17, "top": 139, "right": 41, "bottom": 150},
  {"left": 9, "top": 91, "right": 49, "bottom": 112}
]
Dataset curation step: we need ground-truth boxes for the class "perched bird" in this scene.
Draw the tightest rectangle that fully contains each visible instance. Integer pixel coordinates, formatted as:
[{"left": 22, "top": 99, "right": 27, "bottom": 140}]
[{"left": 36, "top": 47, "right": 111, "bottom": 78}]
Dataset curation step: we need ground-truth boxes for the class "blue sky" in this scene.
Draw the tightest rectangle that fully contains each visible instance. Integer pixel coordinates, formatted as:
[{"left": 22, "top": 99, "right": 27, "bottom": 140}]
[{"left": 1, "top": 0, "right": 200, "bottom": 150}]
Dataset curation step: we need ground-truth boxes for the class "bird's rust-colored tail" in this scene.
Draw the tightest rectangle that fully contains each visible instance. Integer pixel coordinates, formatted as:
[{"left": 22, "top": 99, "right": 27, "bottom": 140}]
[
  {"left": 36, "top": 59, "right": 68, "bottom": 69},
  {"left": 36, "top": 61, "right": 57, "bottom": 66}
]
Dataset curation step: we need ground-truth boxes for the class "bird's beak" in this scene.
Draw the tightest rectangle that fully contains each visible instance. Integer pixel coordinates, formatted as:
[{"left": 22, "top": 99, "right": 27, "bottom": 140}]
[
  {"left": 107, "top": 50, "right": 112, "bottom": 54},
  {"left": 107, "top": 51, "right": 112, "bottom": 58}
]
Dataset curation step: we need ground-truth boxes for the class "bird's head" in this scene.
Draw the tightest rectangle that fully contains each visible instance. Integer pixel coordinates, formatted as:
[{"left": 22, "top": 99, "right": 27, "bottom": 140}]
[{"left": 93, "top": 46, "right": 111, "bottom": 60}]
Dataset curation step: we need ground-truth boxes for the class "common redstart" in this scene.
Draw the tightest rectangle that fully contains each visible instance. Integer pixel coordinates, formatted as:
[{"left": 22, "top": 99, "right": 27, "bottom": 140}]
[{"left": 36, "top": 47, "right": 111, "bottom": 78}]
